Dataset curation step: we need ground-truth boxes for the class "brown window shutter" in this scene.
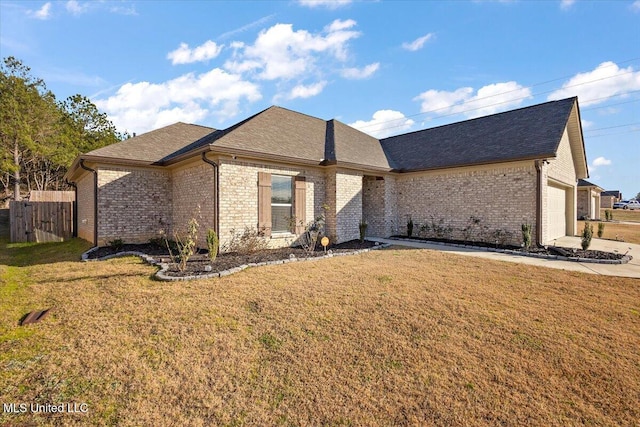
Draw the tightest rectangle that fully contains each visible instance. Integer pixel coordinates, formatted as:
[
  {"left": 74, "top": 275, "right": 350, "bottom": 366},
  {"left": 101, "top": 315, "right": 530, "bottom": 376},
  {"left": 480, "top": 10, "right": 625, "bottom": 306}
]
[
  {"left": 258, "top": 172, "right": 271, "bottom": 237},
  {"left": 294, "top": 176, "right": 306, "bottom": 234}
]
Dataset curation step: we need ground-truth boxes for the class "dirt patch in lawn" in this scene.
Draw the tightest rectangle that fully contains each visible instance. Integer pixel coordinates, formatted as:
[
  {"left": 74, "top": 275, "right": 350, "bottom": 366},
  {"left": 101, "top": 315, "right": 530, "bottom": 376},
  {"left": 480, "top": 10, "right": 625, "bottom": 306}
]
[{"left": 87, "top": 240, "right": 379, "bottom": 276}]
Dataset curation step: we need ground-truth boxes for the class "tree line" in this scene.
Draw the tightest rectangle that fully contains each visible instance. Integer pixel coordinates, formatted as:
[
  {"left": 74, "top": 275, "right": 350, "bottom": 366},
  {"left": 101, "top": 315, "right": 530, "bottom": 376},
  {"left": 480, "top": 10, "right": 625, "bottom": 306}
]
[{"left": 1, "top": 57, "right": 125, "bottom": 204}]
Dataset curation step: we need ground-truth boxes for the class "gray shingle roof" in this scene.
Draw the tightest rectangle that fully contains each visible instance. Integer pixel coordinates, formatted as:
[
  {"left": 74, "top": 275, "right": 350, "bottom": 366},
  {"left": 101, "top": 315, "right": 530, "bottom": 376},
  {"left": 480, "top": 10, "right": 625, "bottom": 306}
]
[
  {"left": 76, "top": 98, "right": 582, "bottom": 174},
  {"left": 330, "top": 119, "right": 391, "bottom": 169},
  {"left": 380, "top": 97, "right": 578, "bottom": 171},
  {"left": 85, "top": 122, "right": 215, "bottom": 163},
  {"left": 578, "top": 178, "right": 599, "bottom": 187},
  {"left": 601, "top": 190, "right": 621, "bottom": 197}
]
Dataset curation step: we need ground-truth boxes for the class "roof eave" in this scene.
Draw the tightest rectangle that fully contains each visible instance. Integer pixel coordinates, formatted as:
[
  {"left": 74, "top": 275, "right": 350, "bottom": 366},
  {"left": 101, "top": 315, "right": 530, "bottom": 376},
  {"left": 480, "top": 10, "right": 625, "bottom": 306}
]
[{"left": 394, "top": 154, "right": 554, "bottom": 174}]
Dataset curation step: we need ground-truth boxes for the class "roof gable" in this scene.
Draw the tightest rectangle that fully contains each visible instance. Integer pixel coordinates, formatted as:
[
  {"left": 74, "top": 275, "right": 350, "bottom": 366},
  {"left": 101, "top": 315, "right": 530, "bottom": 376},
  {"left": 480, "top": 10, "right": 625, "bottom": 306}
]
[
  {"left": 328, "top": 119, "right": 391, "bottom": 169},
  {"left": 380, "top": 97, "right": 578, "bottom": 171},
  {"left": 209, "top": 106, "right": 327, "bottom": 163}
]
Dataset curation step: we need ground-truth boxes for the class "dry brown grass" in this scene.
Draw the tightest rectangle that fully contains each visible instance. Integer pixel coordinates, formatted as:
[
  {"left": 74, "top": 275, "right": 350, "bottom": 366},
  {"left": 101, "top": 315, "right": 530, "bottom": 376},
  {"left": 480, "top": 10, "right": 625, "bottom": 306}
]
[
  {"left": 602, "top": 208, "right": 640, "bottom": 223},
  {"left": 578, "top": 220, "right": 640, "bottom": 245},
  {"left": 1, "top": 237, "right": 639, "bottom": 426}
]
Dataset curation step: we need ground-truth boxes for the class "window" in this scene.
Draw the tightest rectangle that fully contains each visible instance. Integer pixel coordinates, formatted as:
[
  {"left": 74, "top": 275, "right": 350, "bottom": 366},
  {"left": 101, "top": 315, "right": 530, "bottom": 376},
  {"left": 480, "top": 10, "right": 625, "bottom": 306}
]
[
  {"left": 271, "top": 175, "right": 293, "bottom": 233},
  {"left": 258, "top": 172, "right": 305, "bottom": 237}
]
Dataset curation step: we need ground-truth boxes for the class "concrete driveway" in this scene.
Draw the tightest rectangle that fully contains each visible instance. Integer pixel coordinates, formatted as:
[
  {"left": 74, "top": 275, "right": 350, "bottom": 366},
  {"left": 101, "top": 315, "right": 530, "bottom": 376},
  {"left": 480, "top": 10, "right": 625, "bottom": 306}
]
[{"left": 370, "top": 236, "right": 640, "bottom": 279}]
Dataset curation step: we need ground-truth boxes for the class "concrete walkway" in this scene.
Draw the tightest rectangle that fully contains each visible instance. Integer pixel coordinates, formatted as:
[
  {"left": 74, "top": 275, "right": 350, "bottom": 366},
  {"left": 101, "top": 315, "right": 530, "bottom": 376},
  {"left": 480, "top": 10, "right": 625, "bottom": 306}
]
[{"left": 369, "top": 236, "right": 640, "bottom": 279}]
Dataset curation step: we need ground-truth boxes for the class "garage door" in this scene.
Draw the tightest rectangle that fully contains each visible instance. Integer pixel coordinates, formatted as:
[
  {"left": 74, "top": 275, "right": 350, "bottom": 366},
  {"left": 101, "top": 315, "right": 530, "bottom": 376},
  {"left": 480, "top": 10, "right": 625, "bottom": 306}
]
[
  {"left": 591, "top": 196, "right": 597, "bottom": 219},
  {"left": 547, "top": 184, "right": 567, "bottom": 240}
]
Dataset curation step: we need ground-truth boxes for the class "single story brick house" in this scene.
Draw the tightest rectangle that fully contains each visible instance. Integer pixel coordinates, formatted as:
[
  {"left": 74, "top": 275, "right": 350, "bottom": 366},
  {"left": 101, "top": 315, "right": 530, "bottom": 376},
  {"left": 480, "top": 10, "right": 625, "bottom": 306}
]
[
  {"left": 577, "top": 179, "right": 603, "bottom": 220},
  {"left": 600, "top": 190, "right": 622, "bottom": 209},
  {"left": 64, "top": 97, "right": 588, "bottom": 249}
]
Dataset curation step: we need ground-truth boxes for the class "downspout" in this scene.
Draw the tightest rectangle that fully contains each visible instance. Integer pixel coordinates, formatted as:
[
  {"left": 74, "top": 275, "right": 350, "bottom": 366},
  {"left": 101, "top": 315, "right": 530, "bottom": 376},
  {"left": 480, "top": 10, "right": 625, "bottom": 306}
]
[
  {"left": 201, "top": 152, "right": 220, "bottom": 236},
  {"left": 64, "top": 179, "right": 78, "bottom": 238},
  {"left": 534, "top": 160, "right": 543, "bottom": 246},
  {"left": 79, "top": 160, "right": 98, "bottom": 247}
]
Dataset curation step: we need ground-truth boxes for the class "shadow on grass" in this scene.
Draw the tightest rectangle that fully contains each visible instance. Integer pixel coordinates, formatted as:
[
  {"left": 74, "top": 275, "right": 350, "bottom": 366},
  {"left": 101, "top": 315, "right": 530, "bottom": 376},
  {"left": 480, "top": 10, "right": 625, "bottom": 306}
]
[{"left": 0, "top": 237, "right": 93, "bottom": 267}]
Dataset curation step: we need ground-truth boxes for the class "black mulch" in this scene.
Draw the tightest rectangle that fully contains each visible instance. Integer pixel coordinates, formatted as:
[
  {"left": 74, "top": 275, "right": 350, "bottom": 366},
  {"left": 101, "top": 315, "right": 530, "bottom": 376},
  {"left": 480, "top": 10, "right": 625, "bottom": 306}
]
[
  {"left": 390, "top": 236, "right": 626, "bottom": 261},
  {"left": 87, "top": 240, "right": 379, "bottom": 277}
]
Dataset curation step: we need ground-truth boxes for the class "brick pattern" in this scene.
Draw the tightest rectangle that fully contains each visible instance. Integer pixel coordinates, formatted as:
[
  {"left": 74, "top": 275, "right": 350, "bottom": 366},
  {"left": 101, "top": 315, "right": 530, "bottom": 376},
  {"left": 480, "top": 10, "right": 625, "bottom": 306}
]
[
  {"left": 395, "top": 163, "right": 538, "bottom": 245},
  {"left": 172, "top": 163, "right": 216, "bottom": 247},
  {"left": 96, "top": 167, "right": 171, "bottom": 246},
  {"left": 384, "top": 176, "right": 399, "bottom": 236},
  {"left": 577, "top": 188, "right": 601, "bottom": 220},
  {"left": 76, "top": 172, "right": 94, "bottom": 243},
  {"left": 218, "top": 159, "right": 326, "bottom": 249},
  {"left": 362, "top": 176, "right": 385, "bottom": 237},
  {"left": 335, "top": 170, "right": 363, "bottom": 242}
]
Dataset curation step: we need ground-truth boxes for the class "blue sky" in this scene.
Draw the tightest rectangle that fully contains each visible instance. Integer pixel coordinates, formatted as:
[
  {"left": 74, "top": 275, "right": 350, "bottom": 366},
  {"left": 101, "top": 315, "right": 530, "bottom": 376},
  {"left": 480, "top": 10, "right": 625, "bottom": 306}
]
[{"left": 1, "top": 0, "right": 639, "bottom": 197}]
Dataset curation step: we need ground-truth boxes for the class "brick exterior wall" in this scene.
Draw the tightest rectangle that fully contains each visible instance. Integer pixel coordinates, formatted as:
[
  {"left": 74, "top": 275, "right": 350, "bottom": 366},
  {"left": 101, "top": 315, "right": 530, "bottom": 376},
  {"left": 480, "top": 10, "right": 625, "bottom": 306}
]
[
  {"left": 172, "top": 162, "right": 216, "bottom": 247},
  {"left": 218, "top": 159, "right": 326, "bottom": 249},
  {"left": 395, "top": 162, "right": 538, "bottom": 245},
  {"left": 96, "top": 167, "right": 172, "bottom": 246},
  {"left": 76, "top": 171, "right": 94, "bottom": 243},
  {"left": 600, "top": 196, "right": 614, "bottom": 209},
  {"left": 577, "top": 188, "right": 601, "bottom": 220},
  {"left": 362, "top": 176, "right": 385, "bottom": 237},
  {"left": 334, "top": 170, "right": 363, "bottom": 243},
  {"left": 83, "top": 127, "right": 580, "bottom": 249}
]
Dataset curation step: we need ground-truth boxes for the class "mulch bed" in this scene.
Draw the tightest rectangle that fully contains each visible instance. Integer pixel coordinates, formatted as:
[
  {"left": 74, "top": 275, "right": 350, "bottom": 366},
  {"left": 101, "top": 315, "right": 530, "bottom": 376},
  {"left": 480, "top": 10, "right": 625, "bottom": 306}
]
[
  {"left": 390, "top": 236, "right": 626, "bottom": 261},
  {"left": 87, "top": 240, "right": 379, "bottom": 277}
]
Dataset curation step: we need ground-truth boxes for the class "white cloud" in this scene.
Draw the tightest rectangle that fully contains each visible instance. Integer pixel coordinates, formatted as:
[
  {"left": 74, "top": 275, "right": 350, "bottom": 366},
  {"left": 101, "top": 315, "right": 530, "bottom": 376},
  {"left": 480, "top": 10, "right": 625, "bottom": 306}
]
[
  {"left": 547, "top": 61, "right": 640, "bottom": 106},
  {"left": 590, "top": 156, "right": 612, "bottom": 171},
  {"left": 340, "top": 62, "right": 379, "bottom": 79},
  {"left": 94, "top": 68, "right": 261, "bottom": 134},
  {"left": 297, "top": 0, "right": 352, "bottom": 9},
  {"left": 632, "top": 1, "right": 640, "bottom": 12},
  {"left": 581, "top": 119, "right": 593, "bottom": 129},
  {"left": 349, "top": 110, "right": 415, "bottom": 139},
  {"left": 402, "top": 33, "right": 434, "bottom": 51},
  {"left": 29, "top": 2, "right": 51, "bottom": 20},
  {"left": 592, "top": 157, "right": 612, "bottom": 167},
  {"left": 224, "top": 19, "right": 360, "bottom": 80},
  {"left": 287, "top": 81, "right": 327, "bottom": 100},
  {"left": 414, "top": 81, "right": 532, "bottom": 118},
  {"left": 167, "top": 41, "right": 223, "bottom": 65},
  {"left": 560, "top": 0, "right": 576, "bottom": 10},
  {"left": 110, "top": 5, "right": 137, "bottom": 15},
  {"left": 66, "top": 0, "right": 88, "bottom": 15}
]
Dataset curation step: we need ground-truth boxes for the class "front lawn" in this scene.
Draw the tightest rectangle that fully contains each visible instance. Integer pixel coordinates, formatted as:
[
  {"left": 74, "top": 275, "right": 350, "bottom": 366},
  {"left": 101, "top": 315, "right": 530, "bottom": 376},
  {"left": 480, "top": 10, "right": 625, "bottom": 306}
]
[
  {"left": 578, "top": 220, "right": 640, "bottom": 245},
  {"left": 1, "top": 237, "right": 639, "bottom": 426},
  {"left": 602, "top": 208, "right": 640, "bottom": 223}
]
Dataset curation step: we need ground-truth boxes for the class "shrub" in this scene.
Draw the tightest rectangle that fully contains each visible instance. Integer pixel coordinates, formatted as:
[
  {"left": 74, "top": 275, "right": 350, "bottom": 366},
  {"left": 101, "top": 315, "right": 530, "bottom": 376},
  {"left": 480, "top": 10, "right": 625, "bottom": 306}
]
[
  {"left": 222, "top": 227, "right": 269, "bottom": 254},
  {"left": 359, "top": 218, "right": 368, "bottom": 242},
  {"left": 521, "top": 223, "right": 532, "bottom": 249},
  {"left": 605, "top": 209, "right": 613, "bottom": 221},
  {"left": 407, "top": 216, "right": 414, "bottom": 237},
  {"left": 168, "top": 218, "right": 199, "bottom": 272},
  {"left": 581, "top": 222, "right": 593, "bottom": 250},
  {"left": 418, "top": 223, "right": 430, "bottom": 238},
  {"left": 597, "top": 222, "right": 605, "bottom": 238},
  {"left": 462, "top": 216, "right": 482, "bottom": 241},
  {"left": 206, "top": 229, "right": 219, "bottom": 262},
  {"left": 108, "top": 238, "right": 124, "bottom": 251}
]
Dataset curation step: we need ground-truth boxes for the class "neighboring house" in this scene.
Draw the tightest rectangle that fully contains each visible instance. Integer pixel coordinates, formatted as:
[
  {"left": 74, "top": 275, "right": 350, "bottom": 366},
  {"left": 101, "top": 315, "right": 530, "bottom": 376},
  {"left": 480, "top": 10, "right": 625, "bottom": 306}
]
[
  {"left": 64, "top": 97, "right": 588, "bottom": 249},
  {"left": 600, "top": 190, "right": 622, "bottom": 209},
  {"left": 577, "top": 179, "right": 604, "bottom": 220}
]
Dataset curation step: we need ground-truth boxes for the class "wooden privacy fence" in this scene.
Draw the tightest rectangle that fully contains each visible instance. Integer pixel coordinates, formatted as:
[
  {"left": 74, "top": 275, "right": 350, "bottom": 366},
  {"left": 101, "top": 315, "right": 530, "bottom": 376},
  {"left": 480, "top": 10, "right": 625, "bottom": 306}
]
[{"left": 10, "top": 200, "right": 74, "bottom": 243}]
